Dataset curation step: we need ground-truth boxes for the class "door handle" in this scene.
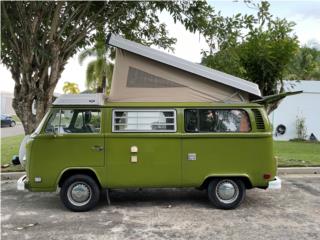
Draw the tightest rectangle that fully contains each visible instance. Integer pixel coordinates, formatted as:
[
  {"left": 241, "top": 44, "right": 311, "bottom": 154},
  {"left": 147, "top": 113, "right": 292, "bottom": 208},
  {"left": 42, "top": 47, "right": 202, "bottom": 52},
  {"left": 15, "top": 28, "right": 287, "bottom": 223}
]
[{"left": 91, "top": 145, "right": 104, "bottom": 152}]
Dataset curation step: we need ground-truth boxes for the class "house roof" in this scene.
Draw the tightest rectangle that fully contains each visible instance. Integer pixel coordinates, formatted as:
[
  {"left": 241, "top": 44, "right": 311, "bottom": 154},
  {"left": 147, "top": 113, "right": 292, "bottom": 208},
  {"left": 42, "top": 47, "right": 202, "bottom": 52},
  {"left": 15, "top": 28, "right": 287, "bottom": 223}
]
[
  {"left": 283, "top": 80, "right": 320, "bottom": 93},
  {"left": 106, "top": 34, "right": 261, "bottom": 98}
]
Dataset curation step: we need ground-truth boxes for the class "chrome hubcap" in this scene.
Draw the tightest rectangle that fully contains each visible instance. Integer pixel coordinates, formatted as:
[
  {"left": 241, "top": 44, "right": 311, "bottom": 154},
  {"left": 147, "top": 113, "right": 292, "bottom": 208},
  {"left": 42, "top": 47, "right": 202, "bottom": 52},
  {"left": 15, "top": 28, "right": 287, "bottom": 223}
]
[
  {"left": 67, "top": 182, "right": 91, "bottom": 207},
  {"left": 216, "top": 180, "right": 239, "bottom": 204}
]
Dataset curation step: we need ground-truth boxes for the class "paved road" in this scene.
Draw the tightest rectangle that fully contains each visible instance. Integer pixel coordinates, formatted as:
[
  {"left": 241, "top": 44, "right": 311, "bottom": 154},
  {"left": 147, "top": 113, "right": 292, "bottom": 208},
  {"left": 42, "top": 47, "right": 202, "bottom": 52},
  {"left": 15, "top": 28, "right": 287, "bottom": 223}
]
[
  {"left": 1, "top": 124, "right": 24, "bottom": 138},
  {"left": 1, "top": 174, "right": 320, "bottom": 240}
]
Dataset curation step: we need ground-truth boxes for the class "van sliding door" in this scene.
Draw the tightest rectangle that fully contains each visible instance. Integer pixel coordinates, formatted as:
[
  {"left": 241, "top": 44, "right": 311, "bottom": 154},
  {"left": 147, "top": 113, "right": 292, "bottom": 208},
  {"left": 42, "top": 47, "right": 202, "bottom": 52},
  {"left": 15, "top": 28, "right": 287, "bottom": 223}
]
[{"left": 106, "top": 108, "right": 181, "bottom": 188}]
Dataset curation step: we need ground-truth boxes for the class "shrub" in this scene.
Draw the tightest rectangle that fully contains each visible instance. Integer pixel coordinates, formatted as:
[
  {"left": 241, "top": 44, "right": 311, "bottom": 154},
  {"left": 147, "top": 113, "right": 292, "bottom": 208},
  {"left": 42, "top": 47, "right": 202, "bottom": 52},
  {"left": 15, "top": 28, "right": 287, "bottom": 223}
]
[{"left": 295, "top": 115, "right": 307, "bottom": 140}]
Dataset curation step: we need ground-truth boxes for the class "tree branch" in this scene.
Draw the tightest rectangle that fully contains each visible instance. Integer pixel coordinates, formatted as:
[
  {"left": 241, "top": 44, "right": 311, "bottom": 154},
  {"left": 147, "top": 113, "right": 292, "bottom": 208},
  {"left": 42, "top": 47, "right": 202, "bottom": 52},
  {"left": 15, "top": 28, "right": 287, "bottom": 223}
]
[
  {"left": 49, "top": 1, "right": 63, "bottom": 42},
  {"left": 58, "top": 2, "right": 90, "bottom": 38},
  {"left": 1, "top": 3, "right": 20, "bottom": 52}
]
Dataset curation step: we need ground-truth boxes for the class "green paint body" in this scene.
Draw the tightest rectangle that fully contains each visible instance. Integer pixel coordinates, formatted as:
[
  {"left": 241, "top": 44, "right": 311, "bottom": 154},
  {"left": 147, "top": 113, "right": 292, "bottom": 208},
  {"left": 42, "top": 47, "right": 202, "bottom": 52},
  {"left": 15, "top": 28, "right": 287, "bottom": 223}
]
[{"left": 25, "top": 102, "right": 276, "bottom": 192}]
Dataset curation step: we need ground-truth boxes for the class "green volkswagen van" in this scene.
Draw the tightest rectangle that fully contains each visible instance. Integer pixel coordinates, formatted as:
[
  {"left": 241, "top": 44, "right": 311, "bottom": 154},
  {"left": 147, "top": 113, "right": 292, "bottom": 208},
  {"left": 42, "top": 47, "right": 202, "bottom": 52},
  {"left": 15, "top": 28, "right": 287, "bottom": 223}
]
[{"left": 14, "top": 94, "right": 280, "bottom": 211}]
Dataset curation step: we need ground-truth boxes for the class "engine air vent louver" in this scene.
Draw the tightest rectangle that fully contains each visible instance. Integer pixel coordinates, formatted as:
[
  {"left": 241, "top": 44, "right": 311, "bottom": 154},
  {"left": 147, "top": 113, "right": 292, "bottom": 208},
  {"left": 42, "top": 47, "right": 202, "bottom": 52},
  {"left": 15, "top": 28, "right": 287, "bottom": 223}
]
[{"left": 252, "top": 109, "right": 265, "bottom": 130}]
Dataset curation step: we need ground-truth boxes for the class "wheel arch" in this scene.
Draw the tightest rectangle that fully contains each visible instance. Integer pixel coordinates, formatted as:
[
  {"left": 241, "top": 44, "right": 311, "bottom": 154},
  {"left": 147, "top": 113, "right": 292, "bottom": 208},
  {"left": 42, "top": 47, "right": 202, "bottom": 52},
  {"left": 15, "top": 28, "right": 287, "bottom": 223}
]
[
  {"left": 200, "top": 174, "right": 253, "bottom": 190},
  {"left": 57, "top": 168, "right": 102, "bottom": 189}
]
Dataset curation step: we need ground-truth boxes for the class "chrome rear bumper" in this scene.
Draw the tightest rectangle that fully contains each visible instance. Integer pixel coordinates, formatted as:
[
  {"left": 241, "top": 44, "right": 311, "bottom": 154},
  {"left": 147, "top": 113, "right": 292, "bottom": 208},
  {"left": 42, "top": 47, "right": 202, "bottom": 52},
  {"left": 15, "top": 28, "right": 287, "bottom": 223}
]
[
  {"left": 268, "top": 176, "right": 282, "bottom": 190},
  {"left": 17, "top": 175, "right": 27, "bottom": 191}
]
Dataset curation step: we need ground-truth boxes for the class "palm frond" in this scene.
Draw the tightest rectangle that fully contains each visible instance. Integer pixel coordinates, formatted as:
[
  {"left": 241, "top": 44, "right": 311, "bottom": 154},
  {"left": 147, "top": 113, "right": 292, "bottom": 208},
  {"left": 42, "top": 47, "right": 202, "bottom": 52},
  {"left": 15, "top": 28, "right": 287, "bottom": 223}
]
[
  {"left": 78, "top": 47, "right": 97, "bottom": 65},
  {"left": 106, "top": 63, "right": 114, "bottom": 88},
  {"left": 86, "top": 61, "right": 97, "bottom": 89},
  {"left": 80, "top": 31, "right": 109, "bottom": 91},
  {"left": 63, "top": 81, "right": 79, "bottom": 94},
  {"left": 95, "top": 59, "right": 106, "bottom": 86}
]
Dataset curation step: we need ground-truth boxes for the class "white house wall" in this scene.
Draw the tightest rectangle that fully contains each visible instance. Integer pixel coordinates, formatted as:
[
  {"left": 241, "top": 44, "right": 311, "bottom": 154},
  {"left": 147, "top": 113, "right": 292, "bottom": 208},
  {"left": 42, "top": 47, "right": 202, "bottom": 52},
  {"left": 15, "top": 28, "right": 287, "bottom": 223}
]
[
  {"left": 269, "top": 81, "right": 320, "bottom": 141},
  {"left": 0, "top": 92, "right": 15, "bottom": 115}
]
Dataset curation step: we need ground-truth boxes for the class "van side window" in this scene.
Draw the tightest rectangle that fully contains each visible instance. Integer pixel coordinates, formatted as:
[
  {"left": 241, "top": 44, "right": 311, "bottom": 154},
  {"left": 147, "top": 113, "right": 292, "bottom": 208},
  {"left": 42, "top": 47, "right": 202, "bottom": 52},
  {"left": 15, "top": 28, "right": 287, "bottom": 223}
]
[
  {"left": 185, "top": 109, "right": 251, "bottom": 133},
  {"left": 113, "top": 109, "right": 176, "bottom": 132},
  {"left": 45, "top": 109, "right": 101, "bottom": 134}
]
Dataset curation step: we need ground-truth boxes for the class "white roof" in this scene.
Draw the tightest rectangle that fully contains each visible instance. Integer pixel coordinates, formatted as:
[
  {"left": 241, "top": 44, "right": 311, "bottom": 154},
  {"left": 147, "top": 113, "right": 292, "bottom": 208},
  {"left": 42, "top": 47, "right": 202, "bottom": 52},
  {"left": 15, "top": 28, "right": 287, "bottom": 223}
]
[
  {"left": 107, "top": 34, "right": 261, "bottom": 98},
  {"left": 53, "top": 94, "right": 105, "bottom": 106},
  {"left": 283, "top": 80, "right": 320, "bottom": 93}
]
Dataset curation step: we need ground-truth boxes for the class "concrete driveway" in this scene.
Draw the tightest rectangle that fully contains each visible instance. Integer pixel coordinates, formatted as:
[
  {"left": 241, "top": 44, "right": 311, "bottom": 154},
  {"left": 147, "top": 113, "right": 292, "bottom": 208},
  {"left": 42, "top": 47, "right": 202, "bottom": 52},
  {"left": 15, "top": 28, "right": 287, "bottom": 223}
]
[
  {"left": 1, "top": 123, "right": 24, "bottom": 138},
  {"left": 1, "top": 174, "right": 320, "bottom": 240}
]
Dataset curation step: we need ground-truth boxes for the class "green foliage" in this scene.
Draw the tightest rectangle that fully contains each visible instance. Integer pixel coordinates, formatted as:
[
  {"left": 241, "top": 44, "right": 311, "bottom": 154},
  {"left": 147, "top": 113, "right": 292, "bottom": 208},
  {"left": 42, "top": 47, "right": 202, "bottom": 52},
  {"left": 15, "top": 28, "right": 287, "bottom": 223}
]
[
  {"left": 238, "top": 18, "right": 298, "bottom": 95},
  {"left": 202, "top": 48, "right": 246, "bottom": 79},
  {"left": 285, "top": 46, "right": 320, "bottom": 80},
  {"left": 1, "top": 1, "right": 216, "bottom": 133},
  {"left": 295, "top": 115, "right": 307, "bottom": 140},
  {"left": 79, "top": 31, "right": 113, "bottom": 93},
  {"left": 63, "top": 82, "right": 80, "bottom": 94},
  {"left": 202, "top": 1, "right": 299, "bottom": 97}
]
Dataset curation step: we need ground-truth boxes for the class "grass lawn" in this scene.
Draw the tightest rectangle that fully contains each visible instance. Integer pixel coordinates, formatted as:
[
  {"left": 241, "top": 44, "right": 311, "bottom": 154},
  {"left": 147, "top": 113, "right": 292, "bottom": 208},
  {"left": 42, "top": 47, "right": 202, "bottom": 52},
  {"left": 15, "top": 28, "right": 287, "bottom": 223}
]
[
  {"left": 1, "top": 135, "right": 319, "bottom": 172},
  {"left": 1, "top": 134, "right": 25, "bottom": 172},
  {"left": 274, "top": 141, "right": 320, "bottom": 167}
]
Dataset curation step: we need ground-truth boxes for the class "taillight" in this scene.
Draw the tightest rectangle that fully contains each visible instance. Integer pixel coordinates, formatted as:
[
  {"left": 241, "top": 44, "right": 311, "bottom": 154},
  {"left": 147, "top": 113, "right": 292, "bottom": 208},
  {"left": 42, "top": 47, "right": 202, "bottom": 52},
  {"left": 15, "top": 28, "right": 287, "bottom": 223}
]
[{"left": 263, "top": 173, "right": 271, "bottom": 180}]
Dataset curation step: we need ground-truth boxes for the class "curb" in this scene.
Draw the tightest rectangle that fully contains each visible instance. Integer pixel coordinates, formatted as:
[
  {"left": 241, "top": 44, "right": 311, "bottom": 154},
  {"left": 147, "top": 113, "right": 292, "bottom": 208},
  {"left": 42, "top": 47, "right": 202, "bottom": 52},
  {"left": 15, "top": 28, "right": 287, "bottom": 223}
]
[
  {"left": 278, "top": 167, "right": 320, "bottom": 175},
  {"left": 1, "top": 167, "right": 320, "bottom": 180}
]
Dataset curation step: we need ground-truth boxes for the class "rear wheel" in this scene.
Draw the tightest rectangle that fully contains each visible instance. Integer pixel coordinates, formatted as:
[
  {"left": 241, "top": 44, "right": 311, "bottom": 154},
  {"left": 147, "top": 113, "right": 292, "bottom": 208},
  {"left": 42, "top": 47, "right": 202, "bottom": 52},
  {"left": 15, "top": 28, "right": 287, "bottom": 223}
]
[
  {"left": 10, "top": 121, "right": 16, "bottom": 127},
  {"left": 207, "top": 178, "right": 245, "bottom": 209},
  {"left": 60, "top": 174, "right": 100, "bottom": 212}
]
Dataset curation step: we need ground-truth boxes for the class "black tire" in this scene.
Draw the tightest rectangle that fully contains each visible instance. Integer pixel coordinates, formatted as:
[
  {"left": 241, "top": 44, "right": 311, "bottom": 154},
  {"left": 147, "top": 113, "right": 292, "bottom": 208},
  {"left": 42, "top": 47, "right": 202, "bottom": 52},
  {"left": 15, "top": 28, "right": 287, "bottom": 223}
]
[
  {"left": 10, "top": 121, "right": 16, "bottom": 127},
  {"left": 207, "top": 178, "right": 245, "bottom": 209},
  {"left": 60, "top": 174, "right": 100, "bottom": 212}
]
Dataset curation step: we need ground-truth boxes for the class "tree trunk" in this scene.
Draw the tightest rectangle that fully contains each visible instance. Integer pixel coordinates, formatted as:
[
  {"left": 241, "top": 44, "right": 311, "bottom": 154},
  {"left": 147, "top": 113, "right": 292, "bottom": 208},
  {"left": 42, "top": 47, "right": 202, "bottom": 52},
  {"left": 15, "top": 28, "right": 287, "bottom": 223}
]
[
  {"left": 12, "top": 84, "right": 55, "bottom": 135},
  {"left": 266, "top": 79, "right": 285, "bottom": 115},
  {"left": 96, "top": 75, "right": 106, "bottom": 93},
  {"left": 12, "top": 63, "right": 63, "bottom": 135},
  {"left": 12, "top": 92, "right": 36, "bottom": 134},
  {"left": 96, "top": 86, "right": 103, "bottom": 93},
  {"left": 2, "top": 2, "right": 94, "bottom": 134}
]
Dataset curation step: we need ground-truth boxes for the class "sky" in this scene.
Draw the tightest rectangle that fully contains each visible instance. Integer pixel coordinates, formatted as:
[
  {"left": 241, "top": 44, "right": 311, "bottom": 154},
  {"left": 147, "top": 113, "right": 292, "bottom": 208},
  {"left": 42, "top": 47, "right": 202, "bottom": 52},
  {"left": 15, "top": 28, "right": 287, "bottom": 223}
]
[{"left": 1, "top": 0, "right": 320, "bottom": 94}]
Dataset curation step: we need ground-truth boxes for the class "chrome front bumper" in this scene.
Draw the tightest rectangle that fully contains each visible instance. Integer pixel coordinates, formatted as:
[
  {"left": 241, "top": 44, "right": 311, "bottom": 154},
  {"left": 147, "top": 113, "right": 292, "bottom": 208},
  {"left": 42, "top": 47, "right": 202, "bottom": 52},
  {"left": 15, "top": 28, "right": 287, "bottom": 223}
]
[
  {"left": 17, "top": 175, "right": 28, "bottom": 191},
  {"left": 268, "top": 176, "right": 282, "bottom": 190}
]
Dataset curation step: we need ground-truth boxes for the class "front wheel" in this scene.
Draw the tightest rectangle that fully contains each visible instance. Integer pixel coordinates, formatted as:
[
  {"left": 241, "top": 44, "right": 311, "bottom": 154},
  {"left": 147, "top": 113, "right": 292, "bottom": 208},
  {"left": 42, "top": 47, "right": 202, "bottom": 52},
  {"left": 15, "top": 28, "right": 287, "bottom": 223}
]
[
  {"left": 60, "top": 174, "right": 100, "bottom": 212},
  {"left": 10, "top": 121, "right": 16, "bottom": 127},
  {"left": 207, "top": 178, "right": 245, "bottom": 209}
]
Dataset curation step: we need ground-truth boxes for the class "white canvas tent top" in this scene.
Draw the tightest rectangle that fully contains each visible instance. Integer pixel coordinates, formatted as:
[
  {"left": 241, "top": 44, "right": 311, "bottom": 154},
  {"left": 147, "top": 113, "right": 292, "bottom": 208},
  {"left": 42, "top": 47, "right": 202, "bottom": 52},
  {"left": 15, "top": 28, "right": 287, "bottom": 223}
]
[{"left": 106, "top": 34, "right": 262, "bottom": 103}]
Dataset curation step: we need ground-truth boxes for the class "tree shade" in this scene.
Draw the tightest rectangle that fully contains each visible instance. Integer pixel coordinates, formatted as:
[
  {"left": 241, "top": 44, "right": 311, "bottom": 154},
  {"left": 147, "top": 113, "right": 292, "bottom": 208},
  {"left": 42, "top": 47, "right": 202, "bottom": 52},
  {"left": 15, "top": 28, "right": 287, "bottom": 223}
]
[{"left": 1, "top": 1, "right": 214, "bottom": 133}]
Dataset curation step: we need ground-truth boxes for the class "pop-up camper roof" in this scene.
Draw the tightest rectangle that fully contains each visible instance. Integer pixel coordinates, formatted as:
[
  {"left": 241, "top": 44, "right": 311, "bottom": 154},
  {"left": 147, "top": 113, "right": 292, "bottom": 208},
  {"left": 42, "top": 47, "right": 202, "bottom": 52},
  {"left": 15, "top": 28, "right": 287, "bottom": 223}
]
[{"left": 106, "top": 34, "right": 262, "bottom": 102}]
